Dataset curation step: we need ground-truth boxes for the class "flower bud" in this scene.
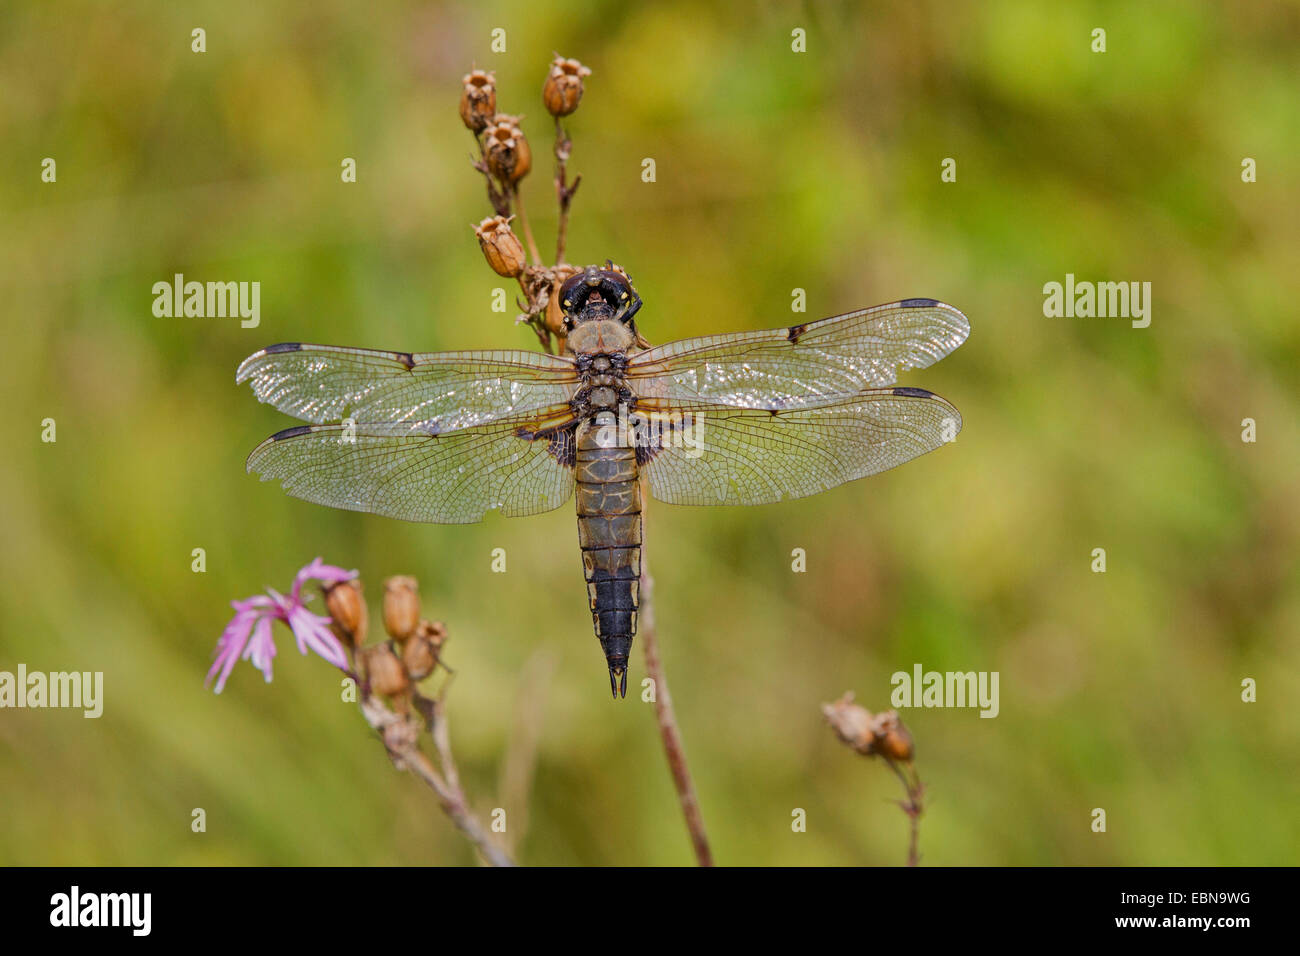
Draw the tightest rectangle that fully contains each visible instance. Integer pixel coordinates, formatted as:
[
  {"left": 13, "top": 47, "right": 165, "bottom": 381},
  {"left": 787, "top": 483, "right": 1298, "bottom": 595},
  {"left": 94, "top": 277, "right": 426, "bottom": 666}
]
[
  {"left": 473, "top": 215, "right": 527, "bottom": 278},
  {"left": 822, "top": 693, "right": 876, "bottom": 755},
  {"left": 543, "top": 57, "right": 591, "bottom": 117},
  {"left": 383, "top": 576, "right": 421, "bottom": 642},
  {"left": 363, "top": 643, "right": 409, "bottom": 698},
  {"left": 871, "top": 711, "right": 915, "bottom": 762},
  {"left": 459, "top": 69, "right": 497, "bottom": 133},
  {"left": 323, "top": 579, "right": 367, "bottom": 647},
  {"left": 484, "top": 114, "right": 531, "bottom": 184}
]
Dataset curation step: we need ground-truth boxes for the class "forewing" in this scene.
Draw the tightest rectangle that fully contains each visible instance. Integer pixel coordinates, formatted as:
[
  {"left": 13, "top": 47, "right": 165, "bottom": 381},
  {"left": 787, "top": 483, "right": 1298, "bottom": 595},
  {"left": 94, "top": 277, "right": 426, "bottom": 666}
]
[
  {"left": 637, "top": 387, "right": 960, "bottom": 507},
  {"left": 627, "top": 299, "right": 968, "bottom": 409},
  {"left": 237, "top": 343, "right": 578, "bottom": 431},
  {"left": 245, "top": 410, "right": 578, "bottom": 523}
]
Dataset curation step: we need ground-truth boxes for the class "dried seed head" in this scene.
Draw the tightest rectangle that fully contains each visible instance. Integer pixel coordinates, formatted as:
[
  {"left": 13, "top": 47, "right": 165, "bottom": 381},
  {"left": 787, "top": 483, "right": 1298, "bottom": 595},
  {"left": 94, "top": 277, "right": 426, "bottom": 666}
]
[
  {"left": 545, "top": 265, "right": 580, "bottom": 334},
  {"left": 415, "top": 618, "right": 449, "bottom": 650},
  {"left": 484, "top": 114, "right": 532, "bottom": 184},
  {"left": 402, "top": 628, "right": 438, "bottom": 681},
  {"left": 473, "top": 215, "right": 527, "bottom": 278},
  {"left": 543, "top": 56, "right": 591, "bottom": 117},
  {"left": 822, "top": 692, "right": 876, "bottom": 755},
  {"left": 459, "top": 69, "right": 497, "bottom": 132},
  {"left": 871, "top": 710, "right": 915, "bottom": 762},
  {"left": 363, "top": 643, "right": 409, "bottom": 698},
  {"left": 382, "top": 576, "right": 421, "bottom": 642},
  {"left": 323, "top": 578, "right": 367, "bottom": 647}
]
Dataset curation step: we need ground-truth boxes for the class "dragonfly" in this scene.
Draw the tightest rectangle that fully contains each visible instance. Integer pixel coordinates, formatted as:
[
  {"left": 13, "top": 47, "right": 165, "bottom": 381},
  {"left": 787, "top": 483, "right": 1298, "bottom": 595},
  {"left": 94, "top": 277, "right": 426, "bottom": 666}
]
[{"left": 237, "top": 264, "right": 969, "bottom": 698}]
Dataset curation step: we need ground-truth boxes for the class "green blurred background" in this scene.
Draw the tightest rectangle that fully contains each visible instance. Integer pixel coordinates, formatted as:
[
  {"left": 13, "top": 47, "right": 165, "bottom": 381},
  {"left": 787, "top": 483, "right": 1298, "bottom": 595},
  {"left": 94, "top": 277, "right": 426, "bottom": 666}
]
[{"left": 2, "top": 0, "right": 1297, "bottom": 866}]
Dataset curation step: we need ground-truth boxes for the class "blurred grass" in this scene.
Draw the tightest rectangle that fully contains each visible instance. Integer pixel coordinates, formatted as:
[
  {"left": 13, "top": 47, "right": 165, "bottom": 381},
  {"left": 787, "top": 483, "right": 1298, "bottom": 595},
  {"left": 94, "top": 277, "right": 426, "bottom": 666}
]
[{"left": 1, "top": 0, "right": 1298, "bottom": 865}]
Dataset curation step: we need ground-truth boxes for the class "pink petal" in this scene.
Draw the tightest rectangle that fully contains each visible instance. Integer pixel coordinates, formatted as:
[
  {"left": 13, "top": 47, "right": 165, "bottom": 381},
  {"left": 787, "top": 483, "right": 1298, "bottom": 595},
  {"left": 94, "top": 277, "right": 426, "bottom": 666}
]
[
  {"left": 292, "top": 557, "right": 358, "bottom": 602},
  {"left": 287, "top": 605, "right": 349, "bottom": 670},
  {"left": 242, "top": 614, "right": 278, "bottom": 683},
  {"left": 207, "top": 604, "right": 263, "bottom": 693}
]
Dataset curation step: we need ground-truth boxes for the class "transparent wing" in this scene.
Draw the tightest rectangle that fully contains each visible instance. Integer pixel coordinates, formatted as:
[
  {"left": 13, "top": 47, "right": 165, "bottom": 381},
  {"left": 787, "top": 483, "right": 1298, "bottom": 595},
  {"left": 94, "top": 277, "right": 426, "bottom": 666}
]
[
  {"left": 245, "top": 409, "right": 578, "bottom": 523},
  {"left": 627, "top": 299, "right": 968, "bottom": 410},
  {"left": 637, "top": 387, "right": 961, "bottom": 507},
  {"left": 237, "top": 343, "right": 579, "bottom": 431}
]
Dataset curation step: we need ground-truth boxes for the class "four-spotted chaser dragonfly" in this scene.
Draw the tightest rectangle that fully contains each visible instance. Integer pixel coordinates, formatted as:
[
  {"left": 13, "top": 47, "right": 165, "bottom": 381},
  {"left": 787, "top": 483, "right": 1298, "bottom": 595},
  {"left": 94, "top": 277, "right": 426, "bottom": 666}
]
[{"left": 238, "top": 265, "right": 969, "bottom": 698}]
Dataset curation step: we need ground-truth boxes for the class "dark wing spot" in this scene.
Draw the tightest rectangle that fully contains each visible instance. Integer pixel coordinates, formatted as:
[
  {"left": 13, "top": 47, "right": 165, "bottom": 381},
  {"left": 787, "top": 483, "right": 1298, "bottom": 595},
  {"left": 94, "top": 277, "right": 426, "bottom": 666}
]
[
  {"left": 271, "top": 424, "right": 315, "bottom": 440},
  {"left": 634, "top": 419, "right": 664, "bottom": 465},
  {"left": 514, "top": 422, "right": 578, "bottom": 467},
  {"left": 547, "top": 425, "right": 577, "bottom": 467},
  {"left": 898, "top": 298, "right": 939, "bottom": 308},
  {"left": 892, "top": 386, "right": 935, "bottom": 398},
  {"left": 395, "top": 351, "right": 416, "bottom": 370},
  {"left": 264, "top": 342, "right": 302, "bottom": 354},
  {"left": 787, "top": 323, "right": 809, "bottom": 343}
]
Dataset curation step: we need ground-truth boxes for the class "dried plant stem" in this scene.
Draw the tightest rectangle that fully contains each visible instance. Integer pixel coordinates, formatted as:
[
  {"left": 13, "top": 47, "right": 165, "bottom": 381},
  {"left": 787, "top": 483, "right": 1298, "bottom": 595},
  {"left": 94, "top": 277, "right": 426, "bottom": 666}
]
[
  {"left": 514, "top": 272, "right": 554, "bottom": 354},
  {"left": 884, "top": 757, "right": 924, "bottom": 867},
  {"left": 471, "top": 138, "right": 511, "bottom": 218},
  {"left": 639, "top": 530, "right": 714, "bottom": 867},
  {"left": 358, "top": 684, "right": 515, "bottom": 867},
  {"left": 511, "top": 186, "right": 543, "bottom": 266},
  {"left": 553, "top": 117, "right": 581, "bottom": 264}
]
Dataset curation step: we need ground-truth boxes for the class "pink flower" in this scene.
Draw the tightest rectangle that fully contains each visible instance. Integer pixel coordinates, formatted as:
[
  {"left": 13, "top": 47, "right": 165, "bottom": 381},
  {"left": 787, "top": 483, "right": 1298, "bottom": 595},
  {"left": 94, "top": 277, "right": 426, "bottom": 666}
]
[{"left": 207, "top": 558, "right": 357, "bottom": 693}]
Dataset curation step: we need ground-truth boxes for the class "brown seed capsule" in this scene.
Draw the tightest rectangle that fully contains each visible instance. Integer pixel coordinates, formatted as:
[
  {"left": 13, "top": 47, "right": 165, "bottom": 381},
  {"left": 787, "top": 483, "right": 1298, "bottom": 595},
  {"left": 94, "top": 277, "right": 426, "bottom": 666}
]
[
  {"left": 473, "top": 215, "right": 527, "bottom": 278},
  {"left": 459, "top": 69, "right": 497, "bottom": 132},
  {"left": 363, "top": 643, "right": 409, "bottom": 697},
  {"left": 543, "top": 56, "right": 591, "bottom": 117},
  {"left": 402, "top": 631, "right": 437, "bottom": 681},
  {"left": 872, "top": 711, "right": 915, "bottom": 762},
  {"left": 821, "top": 692, "right": 876, "bottom": 756},
  {"left": 544, "top": 265, "right": 580, "bottom": 334},
  {"left": 382, "top": 576, "right": 421, "bottom": 642},
  {"left": 323, "top": 579, "right": 367, "bottom": 647},
  {"left": 483, "top": 114, "right": 531, "bottom": 184}
]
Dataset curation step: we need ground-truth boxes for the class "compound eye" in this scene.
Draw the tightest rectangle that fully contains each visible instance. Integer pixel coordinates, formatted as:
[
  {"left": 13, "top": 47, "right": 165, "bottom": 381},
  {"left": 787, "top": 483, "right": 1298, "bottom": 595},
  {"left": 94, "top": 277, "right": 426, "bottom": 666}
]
[
  {"left": 558, "top": 271, "right": 587, "bottom": 311},
  {"left": 604, "top": 272, "right": 631, "bottom": 300}
]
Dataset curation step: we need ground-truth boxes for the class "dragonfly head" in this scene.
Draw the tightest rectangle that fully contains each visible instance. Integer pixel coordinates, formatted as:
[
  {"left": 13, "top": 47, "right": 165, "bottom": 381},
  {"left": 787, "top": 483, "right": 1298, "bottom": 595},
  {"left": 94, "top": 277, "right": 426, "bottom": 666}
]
[{"left": 559, "top": 262, "right": 641, "bottom": 329}]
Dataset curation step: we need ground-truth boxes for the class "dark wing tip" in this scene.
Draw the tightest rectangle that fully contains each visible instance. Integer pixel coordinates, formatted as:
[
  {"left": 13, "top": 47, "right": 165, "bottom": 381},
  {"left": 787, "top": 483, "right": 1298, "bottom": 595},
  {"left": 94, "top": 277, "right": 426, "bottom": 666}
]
[
  {"left": 892, "top": 386, "right": 936, "bottom": 398},
  {"left": 898, "top": 299, "right": 971, "bottom": 353},
  {"left": 269, "top": 424, "right": 316, "bottom": 440},
  {"left": 245, "top": 423, "right": 320, "bottom": 475},
  {"left": 235, "top": 343, "right": 302, "bottom": 384}
]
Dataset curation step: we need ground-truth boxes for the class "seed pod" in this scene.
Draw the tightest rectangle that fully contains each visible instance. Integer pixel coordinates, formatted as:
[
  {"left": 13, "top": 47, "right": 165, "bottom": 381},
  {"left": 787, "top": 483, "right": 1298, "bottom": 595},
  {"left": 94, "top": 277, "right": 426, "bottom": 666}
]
[
  {"left": 473, "top": 215, "right": 527, "bottom": 278},
  {"left": 323, "top": 579, "right": 367, "bottom": 647},
  {"left": 821, "top": 692, "right": 876, "bottom": 756},
  {"left": 402, "top": 629, "right": 437, "bottom": 681},
  {"left": 459, "top": 69, "right": 497, "bottom": 132},
  {"left": 419, "top": 619, "right": 449, "bottom": 655},
  {"left": 545, "top": 265, "right": 580, "bottom": 334},
  {"left": 872, "top": 711, "right": 915, "bottom": 762},
  {"left": 484, "top": 114, "right": 531, "bottom": 184},
  {"left": 383, "top": 576, "right": 421, "bottom": 642},
  {"left": 363, "top": 643, "right": 409, "bottom": 698},
  {"left": 543, "top": 56, "right": 591, "bottom": 117}
]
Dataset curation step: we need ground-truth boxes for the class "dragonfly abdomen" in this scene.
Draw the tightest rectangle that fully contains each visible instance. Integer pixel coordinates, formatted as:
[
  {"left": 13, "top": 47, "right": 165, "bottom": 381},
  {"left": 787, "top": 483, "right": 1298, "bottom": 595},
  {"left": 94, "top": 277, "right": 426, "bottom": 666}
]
[{"left": 575, "top": 413, "right": 641, "bottom": 699}]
